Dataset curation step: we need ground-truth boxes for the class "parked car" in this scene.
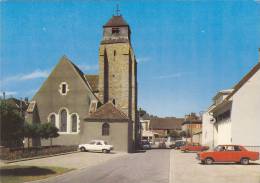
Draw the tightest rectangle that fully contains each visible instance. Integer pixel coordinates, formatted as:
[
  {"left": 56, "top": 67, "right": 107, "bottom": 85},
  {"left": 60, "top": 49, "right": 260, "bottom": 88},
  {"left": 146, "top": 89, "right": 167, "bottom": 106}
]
[
  {"left": 197, "top": 145, "right": 260, "bottom": 165},
  {"left": 172, "top": 140, "right": 187, "bottom": 149},
  {"left": 140, "top": 140, "right": 151, "bottom": 150},
  {"left": 78, "top": 140, "right": 113, "bottom": 153},
  {"left": 180, "top": 143, "right": 209, "bottom": 152},
  {"left": 158, "top": 141, "right": 167, "bottom": 149},
  {"left": 165, "top": 137, "right": 175, "bottom": 148}
]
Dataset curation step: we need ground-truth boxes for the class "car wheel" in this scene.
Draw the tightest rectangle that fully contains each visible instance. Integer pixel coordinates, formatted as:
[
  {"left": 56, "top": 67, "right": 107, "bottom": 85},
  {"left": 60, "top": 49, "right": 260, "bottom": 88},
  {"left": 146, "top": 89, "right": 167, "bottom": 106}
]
[
  {"left": 205, "top": 158, "right": 213, "bottom": 165},
  {"left": 102, "top": 149, "right": 110, "bottom": 153},
  {"left": 240, "top": 158, "right": 249, "bottom": 165},
  {"left": 80, "top": 147, "right": 86, "bottom": 152}
]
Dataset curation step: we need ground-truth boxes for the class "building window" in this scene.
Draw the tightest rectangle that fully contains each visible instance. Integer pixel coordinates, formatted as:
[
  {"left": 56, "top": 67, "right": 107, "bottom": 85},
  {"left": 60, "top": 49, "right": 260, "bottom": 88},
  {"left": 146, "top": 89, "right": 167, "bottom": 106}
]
[
  {"left": 60, "top": 109, "right": 67, "bottom": 132},
  {"left": 59, "top": 82, "right": 69, "bottom": 95},
  {"left": 112, "top": 99, "right": 116, "bottom": 105},
  {"left": 50, "top": 114, "right": 56, "bottom": 126},
  {"left": 102, "top": 123, "right": 109, "bottom": 136},
  {"left": 112, "top": 28, "right": 120, "bottom": 34},
  {"left": 216, "top": 110, "right": 231, "bottom": 122},
  {"left": 62, "top": 84, "right": 66, "bottom": 93},
  {"left": 114, "top": 50, "right": 116, "bottom": 56},
  {"left": 71, "top": 114, "right": 77, "bottom": 132}
]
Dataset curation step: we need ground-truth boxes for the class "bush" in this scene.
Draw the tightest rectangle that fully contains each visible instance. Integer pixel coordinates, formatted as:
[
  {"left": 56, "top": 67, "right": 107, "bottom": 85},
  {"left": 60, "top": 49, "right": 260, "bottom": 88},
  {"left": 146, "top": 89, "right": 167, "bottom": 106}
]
[{"left": 23, "top": 122, "right": 59, "bottom": 148}]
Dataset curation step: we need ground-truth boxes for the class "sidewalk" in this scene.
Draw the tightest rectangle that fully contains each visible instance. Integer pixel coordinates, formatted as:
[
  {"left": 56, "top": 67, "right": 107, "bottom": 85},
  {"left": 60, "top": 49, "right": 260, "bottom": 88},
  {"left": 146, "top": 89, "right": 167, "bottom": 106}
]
[{"left": 1, "top": 151, "right": 127, "bottom": 169}]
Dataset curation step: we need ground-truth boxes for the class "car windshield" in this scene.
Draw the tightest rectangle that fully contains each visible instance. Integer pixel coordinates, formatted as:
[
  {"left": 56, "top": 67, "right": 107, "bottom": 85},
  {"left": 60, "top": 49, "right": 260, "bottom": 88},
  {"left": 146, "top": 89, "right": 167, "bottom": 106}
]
[
  {"left": 89, "top": 141, "right": 96, "bottom": 145},
  {"left": 104, "top": 141, "right": 108, "bottom": 145}
]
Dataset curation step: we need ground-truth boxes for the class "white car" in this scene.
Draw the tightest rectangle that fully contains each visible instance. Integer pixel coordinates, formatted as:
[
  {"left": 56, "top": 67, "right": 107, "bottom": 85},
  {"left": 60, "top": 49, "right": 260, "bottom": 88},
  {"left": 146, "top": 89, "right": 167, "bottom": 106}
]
[{"left": 78, "top": 140, "right": 114, "bottom": 153}]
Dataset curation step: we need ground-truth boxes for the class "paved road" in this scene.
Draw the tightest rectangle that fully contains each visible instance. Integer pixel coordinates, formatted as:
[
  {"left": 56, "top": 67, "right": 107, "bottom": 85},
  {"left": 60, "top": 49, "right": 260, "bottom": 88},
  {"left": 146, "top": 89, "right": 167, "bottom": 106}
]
[{"left": 35, "top": 149, "right": 170, "bottom": 183}]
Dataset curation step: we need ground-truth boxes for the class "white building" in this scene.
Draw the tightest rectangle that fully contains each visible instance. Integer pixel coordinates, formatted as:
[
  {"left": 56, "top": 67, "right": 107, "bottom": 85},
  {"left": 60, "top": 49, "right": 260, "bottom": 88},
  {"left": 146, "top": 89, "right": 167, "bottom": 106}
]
[{"left": 202, "top": 56, "right": 260, "bottom": 152}]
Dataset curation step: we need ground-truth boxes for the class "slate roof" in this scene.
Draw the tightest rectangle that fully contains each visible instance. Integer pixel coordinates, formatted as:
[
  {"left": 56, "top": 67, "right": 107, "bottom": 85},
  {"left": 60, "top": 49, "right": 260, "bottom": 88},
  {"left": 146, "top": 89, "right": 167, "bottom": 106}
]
[
  {"left": 103, "top": 15, "right": 129, "bottom": 27},
  {"left": 84, "top": 75, "right": 99, "bottom": 92},
  {"left": 149, "top": 118, "right": 183, "bottom": 130},
  {"left": 61, "top": 56, "right": 100, "bottom": 100},
  {"left": 225, "top": 61, "right": 260, "bottom": 100},
  {"left": 85, "top": 102, "right": 129, "bottom": 122},
  {"left": 0, "top": 98, "right": 28, "bottom": 111},
  {"left": 211, "top": 61, "right": 260, "bottom": 113}
]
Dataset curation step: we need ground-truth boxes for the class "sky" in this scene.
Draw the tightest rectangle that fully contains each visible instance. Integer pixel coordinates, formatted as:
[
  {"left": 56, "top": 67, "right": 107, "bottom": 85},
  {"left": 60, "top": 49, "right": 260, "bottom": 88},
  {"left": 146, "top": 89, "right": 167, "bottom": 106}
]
[{"left": 0, "top": 0, "right": 260, "bottom": 117}]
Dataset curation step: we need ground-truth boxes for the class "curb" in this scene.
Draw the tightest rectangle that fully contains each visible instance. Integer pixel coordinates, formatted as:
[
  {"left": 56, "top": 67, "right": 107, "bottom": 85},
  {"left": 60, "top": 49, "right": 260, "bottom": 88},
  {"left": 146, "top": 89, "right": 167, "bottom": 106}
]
[{"left": 1, "top": 150, "right": 80, "bottom": 164}]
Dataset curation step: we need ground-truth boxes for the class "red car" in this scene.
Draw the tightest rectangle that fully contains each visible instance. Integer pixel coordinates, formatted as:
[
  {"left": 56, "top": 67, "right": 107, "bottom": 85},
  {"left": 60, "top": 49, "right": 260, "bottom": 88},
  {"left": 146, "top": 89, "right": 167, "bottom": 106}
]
[
  {"left": 197, "top": 145, "right": 260, "bottom": 165},
  {"left": 180, "top": 143, "right": 209, "bottom": 152}
]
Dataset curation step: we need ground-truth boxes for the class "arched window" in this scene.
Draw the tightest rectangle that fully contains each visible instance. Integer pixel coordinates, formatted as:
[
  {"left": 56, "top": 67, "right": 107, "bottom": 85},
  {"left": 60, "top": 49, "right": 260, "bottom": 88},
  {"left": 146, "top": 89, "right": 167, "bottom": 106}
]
[
  {"left": 60, "top": 109, "right": 67, "bottom": 132},
  {"left": 102, "top": 123, "right": 109, "bottom": 136},
  {"left": 71, "top": 114, "right": 77, "bottom": 133},
  {"left": 50, "top": 114, "right": 56, "bottom": 126}
]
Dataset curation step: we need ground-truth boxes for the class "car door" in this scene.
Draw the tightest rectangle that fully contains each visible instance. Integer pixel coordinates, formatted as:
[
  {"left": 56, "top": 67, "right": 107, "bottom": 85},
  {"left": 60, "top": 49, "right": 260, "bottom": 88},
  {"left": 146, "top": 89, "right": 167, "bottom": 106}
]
[
  {"left": 192, "top": 143, "right": 199, "bottom": 151},
  {"left": 213, "top": 145, "right": 229, "bottom": 162},
  {"left": 87, "top": 141, "right": 96, "bottom": 151},
  {"left": 228, "top": 146, "right": 243, "bottom": 162},
  {"left": 95, "top": 141, "right": 103, "bottom": 151}
]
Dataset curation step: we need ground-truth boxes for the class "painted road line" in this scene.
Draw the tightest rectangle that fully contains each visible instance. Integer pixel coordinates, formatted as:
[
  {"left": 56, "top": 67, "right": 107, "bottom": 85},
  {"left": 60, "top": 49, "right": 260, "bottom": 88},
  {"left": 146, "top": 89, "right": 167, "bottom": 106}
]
[{"left": 169, "top": 149, "right": 174, "bottom": 183}]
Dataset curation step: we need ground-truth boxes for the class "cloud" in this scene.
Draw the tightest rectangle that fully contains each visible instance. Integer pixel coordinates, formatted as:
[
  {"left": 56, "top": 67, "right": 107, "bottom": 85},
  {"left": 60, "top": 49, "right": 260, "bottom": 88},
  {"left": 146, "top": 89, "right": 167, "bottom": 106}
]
[
  {"left": 1, "top": 70, "right": 49, "bottom": 84},
  {"left": 137, "top": 57, "right": 151, "bottom": 63},
  {"left": 0, "top": 91, "right": 17, "bottom": 97},
  {"left": 201, "top": 30, "right": 205, "bottom": 33},
  {"left": 79, "top": 64, "right": 98, "bottom": 71},
  {"left": 42, "top": 27, "right": 47, "bottom": 32},
  {"left": 20, "top": 70, "right": 49, "bottom": 80},
  {"left": 154, "top": 72, "right": 191, "bottom": 79}
]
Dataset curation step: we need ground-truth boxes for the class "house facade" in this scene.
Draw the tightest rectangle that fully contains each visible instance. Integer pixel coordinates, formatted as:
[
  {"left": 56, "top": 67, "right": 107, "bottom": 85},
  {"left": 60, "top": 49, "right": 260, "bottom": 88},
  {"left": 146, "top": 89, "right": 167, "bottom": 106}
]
[
  {"left": 182, "top": 113, "right": 202, "bottom": 143},
  {"left": 202, "top": 53, "right": 260, "bottom": 152},
  {"left": 149, "top": 117, "right": 183, "bottom": 137},
  {"left": 25, "top": 15, "right": 139, "bottom": 152}
]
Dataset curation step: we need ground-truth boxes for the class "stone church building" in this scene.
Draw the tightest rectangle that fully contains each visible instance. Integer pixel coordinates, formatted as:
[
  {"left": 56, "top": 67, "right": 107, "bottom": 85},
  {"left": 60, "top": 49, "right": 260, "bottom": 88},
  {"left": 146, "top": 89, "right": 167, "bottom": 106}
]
[{"left": 25, "top": 15, "right": 139, "bottom": 152}]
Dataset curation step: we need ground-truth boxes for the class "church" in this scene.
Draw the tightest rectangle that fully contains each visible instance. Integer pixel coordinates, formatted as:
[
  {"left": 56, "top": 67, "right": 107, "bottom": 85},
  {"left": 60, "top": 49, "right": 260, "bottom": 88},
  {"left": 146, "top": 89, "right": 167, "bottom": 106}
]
[{"left": 25, "top": 14, "right": 140, "bottom": 153}]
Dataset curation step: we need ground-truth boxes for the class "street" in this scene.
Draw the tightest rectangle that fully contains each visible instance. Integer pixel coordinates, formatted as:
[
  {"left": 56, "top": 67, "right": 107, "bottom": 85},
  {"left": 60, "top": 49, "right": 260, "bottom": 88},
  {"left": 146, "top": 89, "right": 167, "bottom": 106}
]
[
  {"left": 34, "top": 149, "right": 170, "bottom": 183},
  {"left": 7, "top": 149, "right": 259, "bottom": 183}
]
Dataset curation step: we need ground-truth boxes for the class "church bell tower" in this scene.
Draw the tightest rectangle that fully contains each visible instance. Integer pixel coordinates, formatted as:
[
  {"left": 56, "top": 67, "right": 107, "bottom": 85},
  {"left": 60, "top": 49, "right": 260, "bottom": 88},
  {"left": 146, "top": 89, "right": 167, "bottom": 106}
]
[{"left": 98, "top": 12, "right": 138, "bottom": 129}]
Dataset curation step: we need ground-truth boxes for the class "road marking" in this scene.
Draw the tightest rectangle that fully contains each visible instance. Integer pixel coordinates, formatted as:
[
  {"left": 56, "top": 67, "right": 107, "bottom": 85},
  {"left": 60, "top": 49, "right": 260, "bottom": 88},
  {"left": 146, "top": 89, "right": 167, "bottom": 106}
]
[{"left": 169, "top": 149, "right": 174, "bottom": 183}]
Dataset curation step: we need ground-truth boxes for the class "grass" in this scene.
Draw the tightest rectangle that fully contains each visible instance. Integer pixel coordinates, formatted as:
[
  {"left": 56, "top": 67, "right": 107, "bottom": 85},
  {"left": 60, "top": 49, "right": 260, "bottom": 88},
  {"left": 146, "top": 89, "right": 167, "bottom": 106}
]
[{"left": 0, "top": 165, "right": 73, "bottom": 183}]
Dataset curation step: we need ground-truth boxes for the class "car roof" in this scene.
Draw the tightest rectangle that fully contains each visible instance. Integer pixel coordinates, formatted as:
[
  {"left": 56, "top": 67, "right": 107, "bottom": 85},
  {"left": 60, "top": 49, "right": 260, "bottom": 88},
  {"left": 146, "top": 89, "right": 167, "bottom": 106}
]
[
  {"left": 92, "top": 140, "right": 104, "bottom": 142},
  {"left": 218, "top": 145, "right": 241, "bottom": 146}
]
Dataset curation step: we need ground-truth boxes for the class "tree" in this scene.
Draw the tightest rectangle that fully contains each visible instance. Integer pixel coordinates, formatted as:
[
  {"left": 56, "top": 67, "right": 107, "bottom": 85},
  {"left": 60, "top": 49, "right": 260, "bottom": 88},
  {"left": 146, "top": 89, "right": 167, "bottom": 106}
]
[
  {"left": 0, "top": 102, "right": 24, "bottom": 147},
  {"left": 40, "top": 123, "right": 59, "bottom": 146},
  {"left": 23, "top": 122, "right": 41, "bottom": 148},
  {"left": 168, "top": 130, "right": 180, "bottom": 139}
]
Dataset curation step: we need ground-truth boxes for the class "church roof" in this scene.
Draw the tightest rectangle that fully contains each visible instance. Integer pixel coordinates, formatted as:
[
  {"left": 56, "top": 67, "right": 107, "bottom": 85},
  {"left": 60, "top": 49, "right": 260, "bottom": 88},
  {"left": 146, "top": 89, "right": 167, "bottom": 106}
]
[
  {"left": 103, "top": 15, "right": 129, "bottom": 27},
  {"left": 57, "top": 56, "right": 100, "bottom": 101},
  {"left": 85, "top": 102, "right": 129, "bottom": 122},
  {"left": 84, "top": 75, "right": 99, "bottom": 92},
  {"left": 150, "top": 117, "right": 183, "bottom": 130}
]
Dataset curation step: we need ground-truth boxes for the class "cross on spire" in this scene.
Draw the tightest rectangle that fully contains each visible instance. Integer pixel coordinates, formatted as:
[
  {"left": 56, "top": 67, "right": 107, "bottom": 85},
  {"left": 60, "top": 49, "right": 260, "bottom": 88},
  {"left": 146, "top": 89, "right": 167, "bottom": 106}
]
[{"left": 115, "top": 4, "right": 121, "bottom": 16}]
